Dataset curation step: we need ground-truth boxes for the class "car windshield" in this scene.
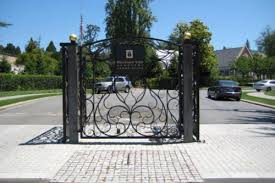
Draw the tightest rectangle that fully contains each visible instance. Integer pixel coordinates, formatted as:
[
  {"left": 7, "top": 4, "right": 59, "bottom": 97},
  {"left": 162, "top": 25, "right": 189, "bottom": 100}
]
[
  {"left": 219, "top": 80, "right": 238, "bottom": 86},
  {"left": 102, "top": 77, "right": 113, "bottom": 82},
  {"left": 257, "top": 80, "right": 268, "bottom": 83}
]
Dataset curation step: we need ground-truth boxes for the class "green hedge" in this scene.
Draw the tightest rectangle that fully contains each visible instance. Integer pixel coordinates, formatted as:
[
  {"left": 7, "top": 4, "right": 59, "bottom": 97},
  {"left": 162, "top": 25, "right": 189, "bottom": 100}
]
[
  {"left": 0, "top": 74, "right": 62, "bottom": 91},
  {"left": 140, "top": 77, "right": 178, "bottom": 89}
]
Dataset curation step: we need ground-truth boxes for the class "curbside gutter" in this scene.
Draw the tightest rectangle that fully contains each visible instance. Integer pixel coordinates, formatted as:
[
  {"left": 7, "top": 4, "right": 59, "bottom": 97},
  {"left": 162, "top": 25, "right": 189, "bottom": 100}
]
[{"left": 0, "top": 94, "right": 60, "bottom": 111}]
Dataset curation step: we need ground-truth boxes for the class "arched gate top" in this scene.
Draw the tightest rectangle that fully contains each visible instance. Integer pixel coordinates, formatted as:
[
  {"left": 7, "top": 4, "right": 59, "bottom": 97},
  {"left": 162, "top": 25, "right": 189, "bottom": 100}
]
[{"left": 81, "top": 36, "right": 182, "bottom": 48}]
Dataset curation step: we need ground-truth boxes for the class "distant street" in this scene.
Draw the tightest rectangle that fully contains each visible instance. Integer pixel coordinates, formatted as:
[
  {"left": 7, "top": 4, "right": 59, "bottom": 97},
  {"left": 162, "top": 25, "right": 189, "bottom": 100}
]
[
  {"left": 0, "top": 90, "right": 274, "bottom": 125},
  {"left": 200, "top": 90, "right": 275, "bottom": 124}
]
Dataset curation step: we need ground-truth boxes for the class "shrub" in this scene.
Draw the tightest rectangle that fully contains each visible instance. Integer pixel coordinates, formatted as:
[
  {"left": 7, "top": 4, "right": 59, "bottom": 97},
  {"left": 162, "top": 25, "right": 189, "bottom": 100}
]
[{"left": 0, "top": 73, "right": 62, "bottom": 91}]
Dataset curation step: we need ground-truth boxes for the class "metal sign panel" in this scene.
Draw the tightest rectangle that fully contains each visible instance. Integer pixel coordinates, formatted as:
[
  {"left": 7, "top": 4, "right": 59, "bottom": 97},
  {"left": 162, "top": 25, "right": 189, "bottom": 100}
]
[{"left": 114, "top": 44, "right": 145, "bottom": 78}]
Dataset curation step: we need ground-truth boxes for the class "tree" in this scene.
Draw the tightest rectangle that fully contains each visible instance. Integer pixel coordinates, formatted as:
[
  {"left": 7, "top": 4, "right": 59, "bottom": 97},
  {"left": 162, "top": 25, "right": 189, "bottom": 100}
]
[
  {"left": 169, "top": 20, "right": 217, "bottom": 73},
  {"left": 262, "top": 56, "right": 275, "bottom": 79},
  {"left": 249, "top": 54, "right": 265, "bottom": 79},
  {"left": 257, "top": 26, "right": 275, "bottom": 57},
  {"left": 0, "top": 56, "right": 11, "bottom": 73},
  {"left": 105, "top": 0, "right": 162, "bottom": 79},
  {"left": 83, "top": 24, "right": 100, "bottom": 43},
  {"left": 17, "top": 48, "right": 58, "bottom": 75},
  {"left": 105, "top": 0, "right": 156, "bottom": 38},
  {"left": 46, "top": 41, "right": 57, "bottom": 53},
  {"left": 231, "top": 56, "right": 251, "bottom": 78},
  {"left": 245, "top": 39, "right": 250, "bottom": 49},
  {"left": 15, "top": 46, "right": 21, "bottom": 55},
  {"left": 25, "top": 38, "right": 39, "bottom": 53},
  {"left": 3, "top": 43, "right": 21, "bottom": 55}
]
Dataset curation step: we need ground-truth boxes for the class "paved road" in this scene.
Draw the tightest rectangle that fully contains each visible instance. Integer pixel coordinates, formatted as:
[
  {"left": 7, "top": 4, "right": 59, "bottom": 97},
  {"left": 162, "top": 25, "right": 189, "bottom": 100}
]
[
  {"left": 0, "top": 90, "right": 274, "bottom": 125},
  {"left": 200, "top": 90, "right": 275, "bottom": 124},
  {"left": 0, "top": 96, "right": 62, "bottom": 125}
]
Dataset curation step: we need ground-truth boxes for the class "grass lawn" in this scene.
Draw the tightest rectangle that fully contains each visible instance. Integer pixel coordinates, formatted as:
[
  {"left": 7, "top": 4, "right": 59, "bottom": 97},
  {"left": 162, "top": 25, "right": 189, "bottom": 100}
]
[
  {"left": 0, "top": 89, "right": 61, "bottom": 97},
  {"left": 242, "top": 92, "right": 275, "bottom": 106},
  {"left": 0, "top": 93, "right": 60, "bottom": 107},
  {"left": 264, "top": 90, "right": 275, "bottom": 97}
]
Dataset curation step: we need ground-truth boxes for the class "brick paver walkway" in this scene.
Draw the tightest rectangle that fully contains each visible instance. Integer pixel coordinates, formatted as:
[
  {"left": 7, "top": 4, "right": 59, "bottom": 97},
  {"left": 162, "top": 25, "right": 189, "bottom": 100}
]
[{"left": 51, "top": 150, "right": 202, "bottom": 183}]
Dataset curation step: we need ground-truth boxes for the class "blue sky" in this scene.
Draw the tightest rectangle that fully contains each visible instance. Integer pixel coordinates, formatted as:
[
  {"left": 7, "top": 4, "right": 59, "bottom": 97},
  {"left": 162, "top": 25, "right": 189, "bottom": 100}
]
[{"left": 1, "top": 0, "right": 275, "bottom": 51}]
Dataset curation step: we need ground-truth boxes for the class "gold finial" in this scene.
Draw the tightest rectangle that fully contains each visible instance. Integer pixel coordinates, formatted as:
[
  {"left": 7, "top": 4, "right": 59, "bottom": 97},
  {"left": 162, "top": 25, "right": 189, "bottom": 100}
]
[
  {"left": 69, "top": 34, "right": 78, "bottom": 42},
  {"left": 184, "top": 32, "right": 191, "bottom": 40}
]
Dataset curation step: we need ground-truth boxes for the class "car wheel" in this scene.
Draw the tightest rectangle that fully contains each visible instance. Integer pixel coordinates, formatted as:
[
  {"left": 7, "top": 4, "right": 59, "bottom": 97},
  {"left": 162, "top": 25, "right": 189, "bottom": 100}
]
[
  {"left": 256, "top": 89, "right": 261, "bottom": 92},
  {"left": 207, "top": 91, "right": 211, "bottom": 98},
  {"left": 236, "top": 97, "right": 240, "bottom": 101},
  {"left": 125, "top": 86, "right": 130, "bottom": 93},
  {"left": 214, "top": 92, "right": 219, "bottom": 100},
  {"left": 267, "top": 87, "right": 271, "bottom": 91},
  {"left": 107, "top": 86, "right": 113, "bottom": 93},
  {"left": 96, "top": 89, "right": 100, "bottom": 94}
]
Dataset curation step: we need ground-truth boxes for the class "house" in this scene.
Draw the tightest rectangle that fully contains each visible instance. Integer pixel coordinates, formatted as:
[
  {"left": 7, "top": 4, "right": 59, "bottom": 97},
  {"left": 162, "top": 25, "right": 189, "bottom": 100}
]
[
  {"left": 215, "top": 45, "right": 253, "bottom": 75},
  {"left": 155, "top": 49, "right": 178, "bottom": 69},
  {"left": 0, "top": 53, "right": 24, "bottom": 74}
]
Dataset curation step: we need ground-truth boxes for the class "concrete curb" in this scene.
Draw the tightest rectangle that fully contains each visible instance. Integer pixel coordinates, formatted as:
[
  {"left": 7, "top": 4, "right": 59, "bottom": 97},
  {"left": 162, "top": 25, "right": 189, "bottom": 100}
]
[
  {"left": 0, "top": 178, "right": 49, "bottom": 183},
  {"left": 0, "top": 95, "right": 60, "bottom": 111},
  {"left": 241, "top": 99, "right": 275, "bottom": 109}
]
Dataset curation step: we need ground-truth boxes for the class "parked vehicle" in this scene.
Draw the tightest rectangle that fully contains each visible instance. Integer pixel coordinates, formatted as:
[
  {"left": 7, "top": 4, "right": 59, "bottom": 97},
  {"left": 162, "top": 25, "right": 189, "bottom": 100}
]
[
  {"left": 95, "top": 76, "right": 132, "bottom": 94},
  {"left": 254, "top": 80, "right": 275, "bottom": 92},
  {"left": 208, "top": 80, "right": 242, "bottom": 101}
]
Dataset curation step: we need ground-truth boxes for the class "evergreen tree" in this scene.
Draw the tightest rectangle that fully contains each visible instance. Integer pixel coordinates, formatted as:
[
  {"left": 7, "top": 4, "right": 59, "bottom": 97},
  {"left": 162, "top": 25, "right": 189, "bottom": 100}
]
[
  {"left": 0, "top": 57, "right": 11, "bottom": 73},
  {"left": 46, "top": 41, "right": 57, "bottom": 53},
  {"left": 245, "top": 39, "right": 250, "bottom": 49},
  {"left": 15, "top": 46, "right": 21, "bottom": 55},
  {"left": 25, "top": 38, "right": 39, "bottom": 53},
  {"left": 105, "top": 0, "right": 156, "bottom": 38}
]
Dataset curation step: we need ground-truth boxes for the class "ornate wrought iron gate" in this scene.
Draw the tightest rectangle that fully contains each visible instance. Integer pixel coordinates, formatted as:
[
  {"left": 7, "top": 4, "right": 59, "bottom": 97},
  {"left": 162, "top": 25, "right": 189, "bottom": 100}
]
[{"left": 61, "top": 37, "right": 200, "bottom": 143}]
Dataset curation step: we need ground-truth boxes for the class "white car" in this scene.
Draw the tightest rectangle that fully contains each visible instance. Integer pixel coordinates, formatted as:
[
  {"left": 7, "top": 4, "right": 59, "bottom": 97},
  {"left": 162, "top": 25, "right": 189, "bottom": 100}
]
[
  {"left": 95, "top": 76, "right": 132, "bottom": 94},
  {"left": 254, "top": 80, "right": 275, "bottom": 91}
]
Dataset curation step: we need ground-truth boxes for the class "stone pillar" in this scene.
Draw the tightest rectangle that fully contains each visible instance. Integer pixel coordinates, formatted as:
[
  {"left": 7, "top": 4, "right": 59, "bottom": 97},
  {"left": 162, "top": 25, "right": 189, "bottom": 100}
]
[
  {"left": 67, "top": 43, "right": 79, "bottom": 143},
  {"left": 183, "top": 35, "right": 193, "bottom": 143}
]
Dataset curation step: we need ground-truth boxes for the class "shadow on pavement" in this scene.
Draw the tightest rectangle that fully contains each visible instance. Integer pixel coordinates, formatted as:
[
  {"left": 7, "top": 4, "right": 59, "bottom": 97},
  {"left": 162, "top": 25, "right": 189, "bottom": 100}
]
[
  {"left": 20, "top": 126, "right": 192, "bottom": 145},
  {"left": 247, "top": 126, "right": 275, "bottom": 137},
  {"left": 20, "top": 127, "right": 64, "bottom": 145}
]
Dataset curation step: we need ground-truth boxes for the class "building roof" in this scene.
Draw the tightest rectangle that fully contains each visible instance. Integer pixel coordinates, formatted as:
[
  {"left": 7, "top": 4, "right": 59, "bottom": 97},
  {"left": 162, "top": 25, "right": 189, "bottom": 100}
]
[
  {"left": 0, "top": 53, "right": 17, "bottom": 65},
  {"left": 215, "top": 47, "right": 243, "bottom": 68}
]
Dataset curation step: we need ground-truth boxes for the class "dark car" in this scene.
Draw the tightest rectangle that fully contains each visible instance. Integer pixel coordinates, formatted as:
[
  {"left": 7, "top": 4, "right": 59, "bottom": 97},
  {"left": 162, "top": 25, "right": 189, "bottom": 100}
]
[{"left": 207, "top": 80, "right": 242, "bottom": 101}]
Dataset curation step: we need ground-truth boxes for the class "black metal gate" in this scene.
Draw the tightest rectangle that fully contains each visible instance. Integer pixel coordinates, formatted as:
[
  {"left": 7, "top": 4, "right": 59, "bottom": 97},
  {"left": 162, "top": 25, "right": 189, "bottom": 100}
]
[{"left": 61, "top": 36, "right": 200, "bottom": 142}]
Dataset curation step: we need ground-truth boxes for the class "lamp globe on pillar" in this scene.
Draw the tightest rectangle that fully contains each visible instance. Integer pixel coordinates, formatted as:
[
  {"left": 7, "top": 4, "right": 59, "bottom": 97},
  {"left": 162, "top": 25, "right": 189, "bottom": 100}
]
[
  {"left": 69, "top": 34, "right": 78, "bottom": 43},
  {"left": 184, "top": 32, "right": 191, "bottom": 40}
]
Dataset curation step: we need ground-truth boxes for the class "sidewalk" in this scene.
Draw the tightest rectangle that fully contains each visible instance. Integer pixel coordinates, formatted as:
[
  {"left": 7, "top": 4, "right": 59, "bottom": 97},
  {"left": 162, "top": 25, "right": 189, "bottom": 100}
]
[
  {"left": 0, "top": 124, "right": 275, "bottom": 182},
  {"left": 247, "top": 92, "right": 275, "bottom": 100}
]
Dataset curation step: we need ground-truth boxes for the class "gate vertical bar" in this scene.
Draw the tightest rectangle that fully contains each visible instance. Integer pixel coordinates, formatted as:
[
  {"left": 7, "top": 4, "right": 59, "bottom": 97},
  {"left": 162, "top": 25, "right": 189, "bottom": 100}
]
[
  {"left": 183, "top": 35, "right": 194, "bottom": 143},
  {"left": 61, "top": 45, "right": 68, "bottom": 143},
  {"left": 178, "top": 46, "right": 184, "bottom": 136},
  {"left": 79, "top": 46, "right": 83, "bottom": 133},
  {"left": 193, "top": 44, "right": 200, "bottom": 141},
  {"left": 67, "top": 42, "right": 79, "bottom": 143}
]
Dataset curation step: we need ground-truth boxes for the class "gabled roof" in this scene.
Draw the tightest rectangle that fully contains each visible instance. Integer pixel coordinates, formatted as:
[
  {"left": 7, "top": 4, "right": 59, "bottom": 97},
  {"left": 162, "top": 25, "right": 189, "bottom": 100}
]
[
  {"left": 215, "top": 47, "right": 243, "bottom": 68},
  {"left": 215, "top": 45, "right": 254, "bottom": 69}
]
